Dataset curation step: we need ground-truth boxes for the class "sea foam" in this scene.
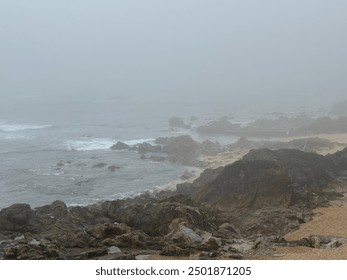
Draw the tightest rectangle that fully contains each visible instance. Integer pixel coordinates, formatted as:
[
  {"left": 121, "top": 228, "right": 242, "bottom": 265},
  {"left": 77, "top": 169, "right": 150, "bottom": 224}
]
[
  {"left": 0, "top": 124, "right": 51, "bottom": 132},
  {"left": 63, "top": 137, "right": 156, "bottom": 151},
  {"left": 123, "top": 138, "right": 156, "bottom": 145},
  {"left": 63, "top": 138, "right": 116, "bottom": 151}
]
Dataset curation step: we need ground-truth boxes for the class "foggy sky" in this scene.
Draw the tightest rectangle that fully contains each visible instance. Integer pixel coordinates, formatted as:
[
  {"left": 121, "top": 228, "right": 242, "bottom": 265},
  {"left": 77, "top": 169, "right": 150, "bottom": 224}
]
[{"left": 1, "top": 0, "right": 347, "bottom": 107}]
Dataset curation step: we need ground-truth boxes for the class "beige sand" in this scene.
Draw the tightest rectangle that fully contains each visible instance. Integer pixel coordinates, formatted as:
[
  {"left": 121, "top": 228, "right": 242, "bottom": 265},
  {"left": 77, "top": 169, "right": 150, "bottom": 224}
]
[{"left": 274, "top": 204, "right": 347, "bottom": 259}]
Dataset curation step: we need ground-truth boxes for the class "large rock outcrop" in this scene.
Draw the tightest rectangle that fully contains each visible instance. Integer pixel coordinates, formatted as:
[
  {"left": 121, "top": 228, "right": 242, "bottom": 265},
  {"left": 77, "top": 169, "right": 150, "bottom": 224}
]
[
  {"left": 166, "top": 135, "right": 200, "bottom": 165},
  {"left": 193, "top": 149, "right": 340, "bottom": 209}
]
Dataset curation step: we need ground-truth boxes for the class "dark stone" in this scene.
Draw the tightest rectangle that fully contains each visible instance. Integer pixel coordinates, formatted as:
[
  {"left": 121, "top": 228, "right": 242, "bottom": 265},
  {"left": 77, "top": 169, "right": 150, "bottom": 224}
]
[
  {"left": 148, "top": 156, "right": 165, "bottom": 162},
  {"left": 35, "top": 200, "right": 68, "bottom": 220},
  {"left": 0, "top": 204, "right": 34, "bottom": 232},
  {"left": 193, "top": 149, "right": 340, "bottom": 209},
  {"left": 110, "top": 142, "right": 130, "bottom": 150},
  {"left": 168, "top": 117, "right": 190, "bottom": 129},
  {"left": 92, "top": 163, "right": 107, "bottom": 168},
  {"left": 200, "top": 140, "right": 226, "bottom": 156},
  {"left": 138, "top": 143, "right": 162, "bottom": 154},
  {"left": 166, "top": 135, "right": 200, "bottom": 165},
  {"left": 108, "top": 165, "right": 120, "bottom": 172}
]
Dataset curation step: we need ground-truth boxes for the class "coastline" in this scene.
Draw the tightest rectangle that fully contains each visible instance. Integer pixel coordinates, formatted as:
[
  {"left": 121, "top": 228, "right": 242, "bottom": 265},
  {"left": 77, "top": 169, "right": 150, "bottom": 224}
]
[{"left": 1, "top": 132, "right": 347, "bottom": 260}]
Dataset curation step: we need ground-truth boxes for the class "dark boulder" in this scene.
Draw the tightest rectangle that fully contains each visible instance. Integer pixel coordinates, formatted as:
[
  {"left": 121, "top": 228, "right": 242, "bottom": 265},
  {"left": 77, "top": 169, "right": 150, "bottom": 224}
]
[
  {"left": 137, "top": 143, "right": 162, "bottom": 154},
  {"left": 35, "top": 200, "right": 68, "bottom": 220},
  {"left": 166, "top": 135, "right": 200, "bottom": 165},
  {"left": 169, "top": 117, "right": 190, "bottom": 129},
  {"left": 200, "top": 140, "right": 226, "bottom": 156},
  {"left": 148, "top": 156, "right": 165, "bottom": 162},
  {"left": 110, "top": 142, "right": 130, "bottom": 150},
  {"left": 108, "top": 165, "right": 120, "bottom": 172},
  {"left": 92, "top": 163, "right": 107, "bottom": 168},
  {"left": 196, "top": 118, "right": 241, "bottom": 135},
  {"left": 0, "top": 204, "right": 34, "bottom": 232}
]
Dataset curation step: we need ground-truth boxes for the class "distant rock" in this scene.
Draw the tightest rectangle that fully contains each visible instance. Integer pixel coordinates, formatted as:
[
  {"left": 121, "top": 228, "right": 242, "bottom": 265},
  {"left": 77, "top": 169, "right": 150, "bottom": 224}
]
[
  {"left": 110, "top": 142, "right": 130, "bottom": 150},
  {"left": 169, "top": 117, "right": 190, "bottom": 129},
  {"left": 92, "top": 163, "right": 107, "bottom": 168},
  {"left": 155, "top": 137, "right": 171, "bottom": 145},
  {"left": 108, "top": 165, "right": 120, "bottom": 172},
  {"left": 166, "top": 135, "right": 200, "bottom": 165},
  {"left": 329, "top": 99, "right": 347, "bottom": 117},
  {"left": 200, "top": 140, "right": 226, "bottom": 156},
  {"left": 148, "top": 156, "right": 165, "bottom": 162},
  {"left": 232, "top": 137, "right": 258, "bottom": 149},
  {"left": 56, "top": 161, "right": 65, "bottom": 167},
  {"left": 196, "top": 118, "right": 241, "bottom": 134},
  {"left": 297, "top": 117, "right": 347, "bottom": 134},
  {"left": 137, "top": 143, "right": 162, "bottom": 154}
]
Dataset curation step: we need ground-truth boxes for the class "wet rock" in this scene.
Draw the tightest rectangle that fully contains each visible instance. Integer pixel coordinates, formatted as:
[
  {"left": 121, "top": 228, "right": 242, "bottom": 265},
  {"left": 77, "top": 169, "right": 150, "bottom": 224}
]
[
  {"left": 108, "top": 165, "right": 120, "bottom": 172},
  {"left": 148, "top": 156, "right": 165, "bottom": 162},
  {"left": 196, "top": 118, "right": 241, "bottom": 135},
  {"left": 110, "top": 142, "right": 130, "bottom": 150},
  {"left": 155, "top": 137, "right": 171, "bottom": 145},
  {"left": 169, "top": 117, "right": 190, "bottom": 129},
  {"left": 138, "top": 143, "right": 162, "bottom": 154},
  {"left": 140, "top": 154, "right": 147, "bottom": 160},
  {"left": 92, "top": 163, "right": 107, "bottom": 168},
  {"left": 56, "top": 161, "right": 65, "bottom": 167}
]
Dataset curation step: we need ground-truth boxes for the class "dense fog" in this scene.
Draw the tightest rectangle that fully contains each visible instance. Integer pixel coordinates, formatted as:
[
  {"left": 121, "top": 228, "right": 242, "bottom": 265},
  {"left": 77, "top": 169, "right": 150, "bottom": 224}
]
[{"left": 1, "top": 0, "right": 346, "bottom": 118}]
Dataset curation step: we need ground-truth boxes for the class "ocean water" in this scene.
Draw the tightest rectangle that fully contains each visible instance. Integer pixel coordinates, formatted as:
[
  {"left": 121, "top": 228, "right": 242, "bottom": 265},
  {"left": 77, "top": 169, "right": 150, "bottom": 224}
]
[
  {"left": 0, "top": 96, "right": 327, "bottom": 209},
  {"left": 0, "top": 97, "right": 237, "bottom": 209}
]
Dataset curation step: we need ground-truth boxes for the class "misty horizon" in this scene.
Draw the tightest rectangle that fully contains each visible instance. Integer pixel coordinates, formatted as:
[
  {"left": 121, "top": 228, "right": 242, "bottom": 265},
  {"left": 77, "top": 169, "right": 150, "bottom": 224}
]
[{"left": 1, "top": 0, "right": 346, "bottom": 119}]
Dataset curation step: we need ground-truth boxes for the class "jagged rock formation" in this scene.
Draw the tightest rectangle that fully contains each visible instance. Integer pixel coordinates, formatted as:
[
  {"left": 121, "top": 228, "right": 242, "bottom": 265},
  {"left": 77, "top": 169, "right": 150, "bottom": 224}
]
[
  {"left": 110, "top": 141, "right": 130, "bottom": 150},
  {"left": 166, "top": 135, "right": 200, "bottom": 165},
  {"left": 193, "top": 149, "right": 340, "bottom": 209}
]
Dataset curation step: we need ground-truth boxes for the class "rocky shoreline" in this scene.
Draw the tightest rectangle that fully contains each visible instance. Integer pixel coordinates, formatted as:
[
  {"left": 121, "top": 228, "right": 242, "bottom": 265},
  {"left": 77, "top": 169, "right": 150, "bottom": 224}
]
[{"left": 1, "top": 143, "right": 347, "bottom": 260}]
